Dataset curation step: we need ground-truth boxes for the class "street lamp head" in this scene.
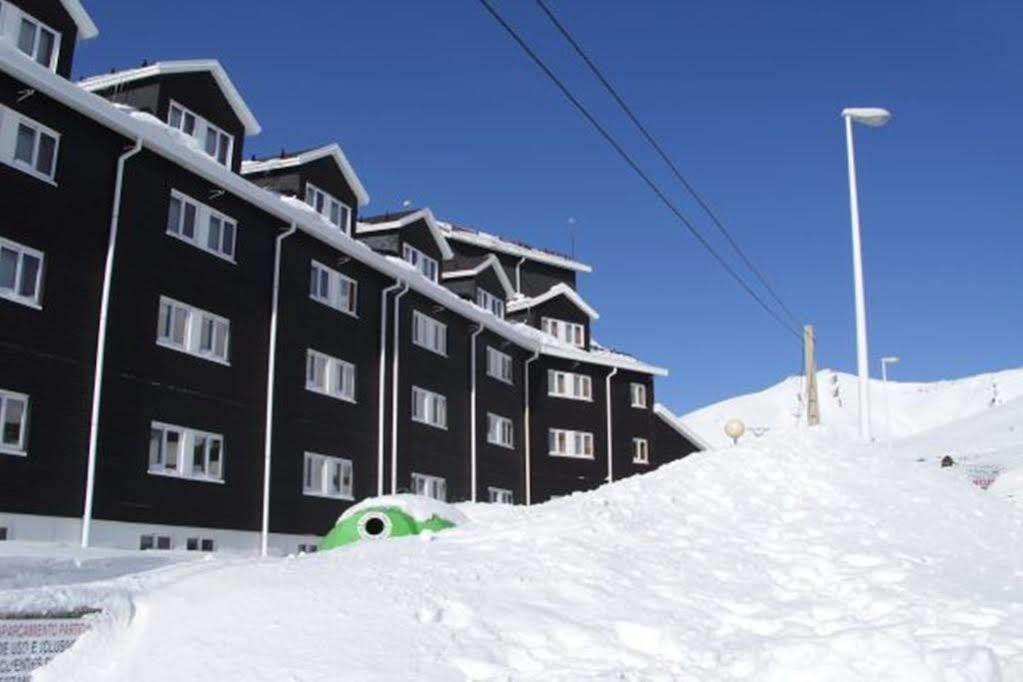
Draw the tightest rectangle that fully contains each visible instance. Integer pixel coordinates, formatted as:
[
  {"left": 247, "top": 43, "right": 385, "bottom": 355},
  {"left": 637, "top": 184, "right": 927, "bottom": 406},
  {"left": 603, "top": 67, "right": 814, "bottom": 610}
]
[
  {"left": 881, "top": 356, "right": 900, "bottom": 364},
  {"left": 842, "top": 107, "right": 891, "bottom": 127}
]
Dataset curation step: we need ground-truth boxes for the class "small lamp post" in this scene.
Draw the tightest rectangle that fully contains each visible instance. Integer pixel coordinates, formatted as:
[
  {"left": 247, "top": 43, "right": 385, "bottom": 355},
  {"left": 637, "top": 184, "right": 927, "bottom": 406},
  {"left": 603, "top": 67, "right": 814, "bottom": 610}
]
[{"left": 724, "top": 419, "right": 746, "bottom": 446}]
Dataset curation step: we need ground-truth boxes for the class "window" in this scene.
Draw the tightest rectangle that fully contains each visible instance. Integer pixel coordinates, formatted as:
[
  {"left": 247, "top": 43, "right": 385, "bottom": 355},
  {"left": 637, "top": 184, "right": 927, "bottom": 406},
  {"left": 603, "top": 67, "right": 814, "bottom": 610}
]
[
  {"left": 4, "top": 4, "right": 60, "bottom": 70},
  {"left": 309, "top": 260, "right": 357, "bottom": 316},
  {"left": 412, "top": 311, "right": 447, "bottom": 356},
  {"left": 475, "top": 288, "right": 505, "bottom": 318},
  {"left": 303, "top": 452, "right": 354, "bottom": 500},
  {"left": 0, "top": 106, "right": 59, "bottom": 183},
  {"left": 148, "top": 421, "right": 224, "bottom": 483},
  {"left": 630, "top": 382, "right": 648, "bottom": 408},
  {"left": 139, "top": 535, "right": 171, "bottom": 550},
  {"left": 548, "top": 428, "right": 595, "bottom": 460},
  {"left": 167, "top": 100, "right": 233, "bottom": 166},
  {"left": 486, "top": 413, "right": 514, "bottom": 449},
  {"left": 166, "top": 190, "right": 237, "bottom": 261},
  {"left": 412, "top": 472, "right": 447, "bottom": 501},
  {"left": 411, "top": 386, "right": 447, "bottom": 429},
  {"left": 305, "top": 349, "right": 356, "bottom": 402},
  {"left": 632, "top": 438, "right": 650, "bottom": 464},
  {"left": 0, "top": 389, "right": 29, "bottom": 456},
  {"left": 488, "top": 487, "right": 514, "bottom": 504},
  {"left": 186, "top": 538, "right": 215, "bottom": 552},
  {"left": 486, "top": 347, "right": 513, "bottom": 384},
  {"left": 297, "top": 543, "right": 318, "bottom": 554},
  {"left": 402, "top": 243, "right": 438, "bottom": 282},
  {"left": 304, "top": 182, "right": 352, "bottom": 234},
  {"left": 0, "top": 236, "right": 43, "bottom": 308},
  {"left": 548, "top": 370, "right": 592, "bottom": 401},
  {"left": 541, "top": 317, "right": 585, "bottom": 348},
  {"left": 156, "top": 296, "right": 230, "bottom": 364}
]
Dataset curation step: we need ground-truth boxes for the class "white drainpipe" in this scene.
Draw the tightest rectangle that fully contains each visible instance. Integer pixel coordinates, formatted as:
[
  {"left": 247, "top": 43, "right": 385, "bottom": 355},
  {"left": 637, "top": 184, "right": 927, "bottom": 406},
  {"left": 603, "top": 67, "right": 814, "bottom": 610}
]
[
  {"left": 523, "top": 349, "right": 540, "bottom": 505},
  {"left": 81, "top": 137, "right": 143, "bottom": 548},
  {"left": 515, "top": 256, "right": 526, "bottom": 294},
  {"left": 605, "top": 367, "right": 619, "bottom": 484},
  {"left": 377, "top": 281, "right": 403, "bottom": 496},
  {"left": 469, "top": 324, "right": 484, "bottom": 502},
  {"left": 259, "top": 222, "right": 296, "bottom": 557},
  {"left": 390, "top": 284, "right": 410, "bottom": 494}
]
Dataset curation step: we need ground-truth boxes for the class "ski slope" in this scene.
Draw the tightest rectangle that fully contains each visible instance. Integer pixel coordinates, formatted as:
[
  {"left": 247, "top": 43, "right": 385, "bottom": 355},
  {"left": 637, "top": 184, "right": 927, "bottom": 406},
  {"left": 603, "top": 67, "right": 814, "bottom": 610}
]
[{"left": 4, "top": 427, "right": 1023, "bottom": 681}]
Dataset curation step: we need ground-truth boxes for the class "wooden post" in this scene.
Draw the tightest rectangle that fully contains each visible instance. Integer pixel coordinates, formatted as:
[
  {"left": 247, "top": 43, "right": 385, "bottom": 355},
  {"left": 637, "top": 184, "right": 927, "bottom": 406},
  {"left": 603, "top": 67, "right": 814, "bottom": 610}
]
[{"left": 804, "top": 325, "right": 820, "bottom": 426}]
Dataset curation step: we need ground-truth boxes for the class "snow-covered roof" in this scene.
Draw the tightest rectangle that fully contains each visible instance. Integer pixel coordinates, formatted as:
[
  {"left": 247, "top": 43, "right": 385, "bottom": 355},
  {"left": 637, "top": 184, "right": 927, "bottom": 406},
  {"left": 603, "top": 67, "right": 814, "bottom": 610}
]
[
  {"left": 437, "top": 222, "right": 593, "bottom": 274},
  {"left": 0, "top": 44, "right": 665, "bottom": 378},
  {"left": 79, "top": 60, "right": 261, "bottom": 135},
  {"left": 61, "top": 0, "right": 98, "bottom": 39},
  {"left": 506, "top": 282, "right": 599, "bottom": 320},
  {"left": 241, "top": 144, "right": 369, "bottom": 207},
  {"left": 441, "top": 254, "right": 514, "bottom": 299},
  {"left": 356, "top": 209, "right": 454, "bottom": 260},
  {"left": 653, "top": 403, "right": 711, "bottom": 451}
]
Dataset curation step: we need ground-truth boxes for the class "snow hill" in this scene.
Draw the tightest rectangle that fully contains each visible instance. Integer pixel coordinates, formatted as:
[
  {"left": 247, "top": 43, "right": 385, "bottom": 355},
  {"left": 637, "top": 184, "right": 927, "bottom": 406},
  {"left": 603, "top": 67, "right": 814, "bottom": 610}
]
[{"left": 4, "top": 427, "right": 1023, "bottom": 681}]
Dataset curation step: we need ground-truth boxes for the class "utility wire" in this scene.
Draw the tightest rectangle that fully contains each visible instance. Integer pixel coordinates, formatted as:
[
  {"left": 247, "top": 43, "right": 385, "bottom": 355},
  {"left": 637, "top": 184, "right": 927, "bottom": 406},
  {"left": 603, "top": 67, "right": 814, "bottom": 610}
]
[
  {"left": 534, "top": 0, "right": 802, "bottom": 330},
  {"left": 477, "top": 0, "right": 802, "bottom": 341}
]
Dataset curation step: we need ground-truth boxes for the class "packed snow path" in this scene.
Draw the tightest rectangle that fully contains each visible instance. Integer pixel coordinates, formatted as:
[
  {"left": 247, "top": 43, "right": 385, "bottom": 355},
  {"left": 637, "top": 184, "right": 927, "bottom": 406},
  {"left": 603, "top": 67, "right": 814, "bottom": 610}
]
[{"left": 8, "top": 430, "right": 1023, "bottom": 681}]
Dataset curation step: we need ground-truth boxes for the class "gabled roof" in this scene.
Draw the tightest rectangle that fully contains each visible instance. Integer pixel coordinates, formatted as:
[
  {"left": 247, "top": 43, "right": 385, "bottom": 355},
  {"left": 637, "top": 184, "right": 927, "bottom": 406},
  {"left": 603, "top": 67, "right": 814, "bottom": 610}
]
[
  {"left": 653, "top": 404, "right": 711, "bottom": 451},
  {"left": 61, "top": 0, "right": 98, "bottom": 39},
  {"left": 441, "top": 254, "right": 515, "bottom": 299},
  {"left": 241, "top": 144, "right": 370, "bottom": 207},
  {"left": 506, "top": 282, "right": 599, "bottom": 320},
  {"left": 437, "top": 222, "right": 593, "bottom": 274},
  {"left": 356, "top": 208, "right": 454, "bottom": 260},
  {"left": 79, "top": 60, "right": 261, "bottom": 135}
]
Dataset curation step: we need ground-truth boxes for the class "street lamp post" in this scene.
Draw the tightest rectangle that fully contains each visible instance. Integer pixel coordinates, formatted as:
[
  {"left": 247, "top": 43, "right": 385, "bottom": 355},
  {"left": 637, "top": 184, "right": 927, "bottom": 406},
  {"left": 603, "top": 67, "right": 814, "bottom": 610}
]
[
  {"left": 842, "top": 106, "right": 890, "bottom": 442},
  {"left": 880, "top": 355, "right": 900, "bottom": 443}
]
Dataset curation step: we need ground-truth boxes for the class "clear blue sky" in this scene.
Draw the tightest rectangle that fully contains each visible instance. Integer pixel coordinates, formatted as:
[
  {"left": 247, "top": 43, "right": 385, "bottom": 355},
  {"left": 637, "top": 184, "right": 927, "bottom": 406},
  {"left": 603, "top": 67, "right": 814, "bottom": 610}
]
[{"left": 75, "top": 1, "right": 1021, "bottom": 414}]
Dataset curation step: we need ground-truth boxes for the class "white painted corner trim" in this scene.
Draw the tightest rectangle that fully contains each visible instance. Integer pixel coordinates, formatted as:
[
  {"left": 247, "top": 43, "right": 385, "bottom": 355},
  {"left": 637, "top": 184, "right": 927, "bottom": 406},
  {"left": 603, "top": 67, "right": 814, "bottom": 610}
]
[
  {"left": 240, "top": 143, "right": 369, "bottom": 207},
  {"left": 506, "top": 282, "right": 599, "bottom": 320},
  {"left": 356, "top": 208, "right": 454, "bottom": 260},
  {"left": 441, "top": 254, "right": 515, "bottom": 299}
]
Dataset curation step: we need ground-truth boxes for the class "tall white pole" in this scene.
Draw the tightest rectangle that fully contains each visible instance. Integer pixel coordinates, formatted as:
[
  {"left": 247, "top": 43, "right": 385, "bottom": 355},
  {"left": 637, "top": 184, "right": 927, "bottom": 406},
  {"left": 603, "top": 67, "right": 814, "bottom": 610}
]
[{"left": 844, "top": 115, "right": 872, "bottom": 441}]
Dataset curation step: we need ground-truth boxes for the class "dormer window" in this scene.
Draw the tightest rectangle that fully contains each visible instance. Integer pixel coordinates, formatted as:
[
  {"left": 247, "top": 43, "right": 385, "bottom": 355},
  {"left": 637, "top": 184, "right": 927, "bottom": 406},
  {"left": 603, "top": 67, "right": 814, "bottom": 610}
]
[
  {"left": 2, "top": 4, "right": 60, "bottom": 70},
  {"left": 167, "top": 100, "right": 233, "bottom": 167},
  {"left": 541, "top": 317, "right": 585, "bottom": 348},
  {"left": 475, "top": 288, "right": 505, "bottom": 318},
  {"left": 304, "top": 182, "right": 351, "bottom": 234},
  {"left": 402, "top": 243, "right": 438, "bottom": 283}
]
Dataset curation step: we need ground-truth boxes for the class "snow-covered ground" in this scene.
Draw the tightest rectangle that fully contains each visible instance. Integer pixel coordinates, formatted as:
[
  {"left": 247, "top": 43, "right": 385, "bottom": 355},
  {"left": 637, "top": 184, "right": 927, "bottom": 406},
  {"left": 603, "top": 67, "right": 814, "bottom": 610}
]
[{"left": 3, "top": 426, "right": 1023, "bottom": 681}]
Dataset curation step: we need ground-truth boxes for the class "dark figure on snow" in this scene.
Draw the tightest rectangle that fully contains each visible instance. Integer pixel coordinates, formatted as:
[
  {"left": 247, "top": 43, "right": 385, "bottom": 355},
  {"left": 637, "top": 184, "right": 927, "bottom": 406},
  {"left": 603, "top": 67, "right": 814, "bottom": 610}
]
[{"left": 941, "top": 455, "right": 955, "bottom": 468}]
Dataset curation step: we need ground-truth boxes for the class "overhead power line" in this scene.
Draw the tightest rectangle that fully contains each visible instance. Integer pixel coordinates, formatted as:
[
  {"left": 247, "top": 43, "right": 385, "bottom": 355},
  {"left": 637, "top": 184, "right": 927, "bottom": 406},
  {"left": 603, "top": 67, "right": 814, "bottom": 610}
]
[
  {"left": 534, "top": 0, "right": 802, "bottom": 330},
  {"left": 476, "top": 0, "right": 802, "bottom": 341}
]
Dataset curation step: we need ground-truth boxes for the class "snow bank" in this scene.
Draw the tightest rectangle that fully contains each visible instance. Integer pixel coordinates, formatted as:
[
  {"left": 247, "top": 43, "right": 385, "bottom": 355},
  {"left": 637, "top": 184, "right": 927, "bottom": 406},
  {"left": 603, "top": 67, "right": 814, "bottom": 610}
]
[{"left": 7, "top": 428, "right": 1022, "bottom": 681}]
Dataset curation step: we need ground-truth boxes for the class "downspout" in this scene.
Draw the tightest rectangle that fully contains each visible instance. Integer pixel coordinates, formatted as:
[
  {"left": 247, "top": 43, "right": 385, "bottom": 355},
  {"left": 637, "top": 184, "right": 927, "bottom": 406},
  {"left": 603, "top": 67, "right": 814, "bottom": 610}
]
[
  {"left": 259, "top": 222, "right": 297, "bottom": 557},
  {"left": 605, "top": 367, "right": 619, "bottom": 484},
  {"left": 389, "top": 283, "right": 410, "bottom": 494},
  {"left": 515, "top": 256, "right": 526, "bottom": 294},
  {"left": 377, "top": 281, "right": 403, "bottom": 496},
  {"left": 81, "top": 137, "right": 143, "bottom": 548},
  {"left": 523, "top": 348, "right": 540, "bottom": 505},
  {"left": 469, "top": 324, "right": 484, "bottom": 502}
]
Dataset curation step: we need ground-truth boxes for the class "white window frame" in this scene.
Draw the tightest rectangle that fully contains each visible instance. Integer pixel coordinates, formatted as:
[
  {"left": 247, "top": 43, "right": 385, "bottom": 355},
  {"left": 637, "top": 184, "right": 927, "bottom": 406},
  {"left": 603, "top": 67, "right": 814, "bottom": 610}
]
[
  {"left": 0, "top": 235, "right": 43, "bottom": 309},
  {"left": 1, "top": 4, "right": 61, "bottom": 71},
  {"left": 305, "top": 349, "right": 356, "bottom": 403},
  {"left": 0, "top": 388, "right": 29, "bottom": 456},
  {"left": 309, "top": 259, "right": 357, "bottom": 316},
  {"left": 303, "top": 451, "right": 354, "bottom": 500},
  {"left": 0, "top": 105, "right": 59, "bottom": 184},
  {"left": 304, "top": 182, "right": 352, "bottom": 234},
  {"left": 486, "top": 412, "right": 514, "bottom": 449},
  {"left": 547, "top": 369, "right": 593, "bottom": 401},
  {"left": 167, "top": 100, "right": 234, "bottom": 167},
  {"left": 548, "top": 428, "right": 595, "bottom": 460},
  {"left": 412, "top": 310, "right": 447, "bottom": 356},
  {"left": 488, "top": 487, "right": 514, "bottom": 504},
  {"left": 485, "top": 346, "right": 513, "bottom": 384},
  {"left": 148, "top": 421, "right": 225, "bottom": 483},
  {"left": 541, "top": 317, "right": 585, "bottom": 348},
  {"left": 156, "top": 296, "right": 231, "bottom": 365},
  {"left": 402, "top": 242, "right": 439, "bottom": 282},
  {"left": 411, "top": 472, "right": 447, "bottom": 501},
  {"left": 630, "top": 382, "right": 648, "bottom": 408},
  {"left": 166, "top": 189, "right": 237, "bottom": 262},
  {"left": 632, "top": 437, "right": 649, "bottom": 465},
  {"left": 411, "top": 385, "right": 447, "bottom": 430},
  {"left": 475, "top": 287, "right": 505, "bottom": 319}
]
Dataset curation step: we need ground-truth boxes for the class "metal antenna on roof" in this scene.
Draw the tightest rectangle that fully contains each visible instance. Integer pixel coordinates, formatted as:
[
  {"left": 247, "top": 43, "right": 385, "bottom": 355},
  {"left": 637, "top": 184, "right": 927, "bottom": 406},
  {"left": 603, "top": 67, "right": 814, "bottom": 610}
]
[{"left": 567, "top": 217, "right": 577, "bottom": 257}]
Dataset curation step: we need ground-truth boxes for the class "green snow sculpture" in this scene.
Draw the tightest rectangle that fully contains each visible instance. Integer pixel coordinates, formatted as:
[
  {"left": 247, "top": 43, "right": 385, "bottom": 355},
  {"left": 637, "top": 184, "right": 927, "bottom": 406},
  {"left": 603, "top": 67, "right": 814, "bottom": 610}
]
[{"left": 319, "top": 496, "right": 462, "bottom": 551}]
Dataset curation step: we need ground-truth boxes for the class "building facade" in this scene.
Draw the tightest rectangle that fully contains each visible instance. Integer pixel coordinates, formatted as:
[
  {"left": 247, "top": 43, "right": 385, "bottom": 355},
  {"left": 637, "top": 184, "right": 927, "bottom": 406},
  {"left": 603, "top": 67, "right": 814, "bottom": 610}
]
[{"left": 0, "top": 0, "right": 700, "bottom": 553}]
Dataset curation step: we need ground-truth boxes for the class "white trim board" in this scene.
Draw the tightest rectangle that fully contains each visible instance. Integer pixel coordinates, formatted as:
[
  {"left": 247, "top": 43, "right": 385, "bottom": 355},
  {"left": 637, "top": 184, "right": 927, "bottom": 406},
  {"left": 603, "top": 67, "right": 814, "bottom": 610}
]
[
  {"left": 441, "top": 254, "right": 515, "bottom": 299},
  {"left": 506, "top": 282, "right": 599, "bottom": 320},
  {"left": 356, "top": 208, "right": 454, "bottom": 260},
  {"left": 438, "top": 222, "right": 592, "bottom": 274},
  {"left": 60, "top": 0, "right": 98, "bottom": 40},
  {"left": 241, "top": 143, "right": 369, "bottom": 207},
  {"left": 79, "top": 60, "right": 261, "bottom": 135}
]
